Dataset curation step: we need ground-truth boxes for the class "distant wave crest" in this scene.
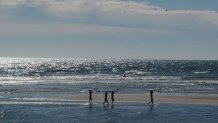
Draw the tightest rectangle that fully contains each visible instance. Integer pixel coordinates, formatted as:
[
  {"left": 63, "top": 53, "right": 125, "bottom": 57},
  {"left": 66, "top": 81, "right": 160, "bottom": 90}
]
[{"left": 0, "top": 58, "right": 218, "bottom": 79}]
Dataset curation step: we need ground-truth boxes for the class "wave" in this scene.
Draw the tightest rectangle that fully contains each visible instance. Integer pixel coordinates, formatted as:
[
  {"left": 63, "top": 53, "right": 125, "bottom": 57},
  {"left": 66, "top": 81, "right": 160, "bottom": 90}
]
[{"left": 0, "top": 58, "right": 218, "bottom": 79}]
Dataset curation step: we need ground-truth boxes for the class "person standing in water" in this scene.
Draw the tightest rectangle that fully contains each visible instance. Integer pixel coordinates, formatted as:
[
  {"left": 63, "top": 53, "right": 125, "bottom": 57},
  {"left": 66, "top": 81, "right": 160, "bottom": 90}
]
[
  {"left": 111, "top": 91, "right": 115, "bottom": 104},
  {"left": 103, "top": 91, "right": 109, "bottom": 105},
  {"left": 148, "top": 90, "right": 154, "bottom": 105},
  {"left": 89, "top": 90, "right": 93, "bottom": 104}
]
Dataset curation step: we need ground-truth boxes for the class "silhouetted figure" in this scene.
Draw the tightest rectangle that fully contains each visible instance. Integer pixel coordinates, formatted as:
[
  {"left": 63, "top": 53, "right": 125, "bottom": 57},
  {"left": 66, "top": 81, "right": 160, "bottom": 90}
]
[
  {"left": 111, "top": 91, "right": 115, "bottom": 104},
  {"left": 89, "top": 90, "right": 93, "bottom": 104},
  {"left": 103, "top": 92, "right": 109, "bottom": 105},
  {"left": 148, "top": 90, "right": 154, "bottom": 105}
]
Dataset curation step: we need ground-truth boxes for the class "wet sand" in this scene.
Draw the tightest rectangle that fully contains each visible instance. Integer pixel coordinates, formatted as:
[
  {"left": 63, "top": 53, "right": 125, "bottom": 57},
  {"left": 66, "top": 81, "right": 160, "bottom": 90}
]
[{"left": 64, "top": 94, "right": 218, "bottom": 105}]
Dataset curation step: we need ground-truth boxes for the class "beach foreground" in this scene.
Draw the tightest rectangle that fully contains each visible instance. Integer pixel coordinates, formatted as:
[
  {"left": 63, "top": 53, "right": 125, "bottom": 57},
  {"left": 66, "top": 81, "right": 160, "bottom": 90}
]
[{"left": 1, "top": 100, "right": 218, "bottom": 123}]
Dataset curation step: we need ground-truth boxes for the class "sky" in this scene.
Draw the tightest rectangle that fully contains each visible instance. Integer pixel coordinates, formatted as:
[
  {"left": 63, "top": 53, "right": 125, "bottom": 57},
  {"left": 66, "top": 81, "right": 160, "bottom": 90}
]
[{"left": 0, "top": 0, "right": 218, "bottom": 60}]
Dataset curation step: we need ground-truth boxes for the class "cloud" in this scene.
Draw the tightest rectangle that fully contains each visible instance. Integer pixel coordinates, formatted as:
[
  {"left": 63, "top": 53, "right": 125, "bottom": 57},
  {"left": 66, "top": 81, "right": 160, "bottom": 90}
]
[
  {"left": 0, "top": 0, "right": 218, "bottom": 59},
  {"left": 38, "top": 0, "right": 218, "bottom": 28},
  {"left": 0, "top": 0, "right": 218, "bottom": 37},
  {"left": 0, "top": 20, "right": 178, "bottom": 38},
  {"left": 0, "top": 0, "right": 160, "bottom": 11},
  {"left": 2, "top": 0, "right": 218, "bottom": 15},
  {"left": 0, "top": 0, "right": 26, "bottom": 6}
]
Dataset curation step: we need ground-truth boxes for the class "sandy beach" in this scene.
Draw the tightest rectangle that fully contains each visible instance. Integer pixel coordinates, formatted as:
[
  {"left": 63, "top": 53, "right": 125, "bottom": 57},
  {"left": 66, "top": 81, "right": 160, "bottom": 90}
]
[{"left": 64, "top": 94, "right": 218, "bottom": 105}]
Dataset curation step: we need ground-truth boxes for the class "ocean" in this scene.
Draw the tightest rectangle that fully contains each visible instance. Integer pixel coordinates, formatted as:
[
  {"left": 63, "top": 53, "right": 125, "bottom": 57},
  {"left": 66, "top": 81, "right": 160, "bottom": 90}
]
[{"left": 0, "top": 58, "right": 218, "bottom": 123}]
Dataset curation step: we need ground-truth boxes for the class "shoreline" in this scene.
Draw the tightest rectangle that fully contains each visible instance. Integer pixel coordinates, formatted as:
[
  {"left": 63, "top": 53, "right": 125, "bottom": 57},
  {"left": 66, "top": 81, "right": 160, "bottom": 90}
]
[
  {"left": 0, "top": 94, "right": 217, "bottom": 106},
  {"left": 64, "top": 94, "right": 218, "bottom": 105}
]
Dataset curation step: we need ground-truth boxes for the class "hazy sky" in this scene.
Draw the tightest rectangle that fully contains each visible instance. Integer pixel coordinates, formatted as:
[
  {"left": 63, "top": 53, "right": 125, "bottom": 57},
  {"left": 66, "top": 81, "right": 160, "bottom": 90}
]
[{"left": 0, "top": 0, "right": 218, "bottom": 60}]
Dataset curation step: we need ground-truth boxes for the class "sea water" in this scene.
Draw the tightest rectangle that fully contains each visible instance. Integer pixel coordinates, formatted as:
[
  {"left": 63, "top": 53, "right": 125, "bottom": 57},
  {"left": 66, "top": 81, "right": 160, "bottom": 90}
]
[{"left": 0, "top": 58, "right": 218, "bottom": 123}]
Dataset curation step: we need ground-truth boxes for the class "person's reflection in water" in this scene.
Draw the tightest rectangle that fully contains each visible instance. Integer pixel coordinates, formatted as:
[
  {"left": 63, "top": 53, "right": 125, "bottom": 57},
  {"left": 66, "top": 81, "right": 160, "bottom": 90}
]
[
  {"left": 149, "top": 104, "right": 154, "bottom": 111},
  {"left": 89, "top": 103, "right": 93, "bottom": 111},
  {"left": 111, "top": 104, "right": 114, "bottom": 109},
  {"left": 103, "top": 103, "right": 109, "bottom": 110}
]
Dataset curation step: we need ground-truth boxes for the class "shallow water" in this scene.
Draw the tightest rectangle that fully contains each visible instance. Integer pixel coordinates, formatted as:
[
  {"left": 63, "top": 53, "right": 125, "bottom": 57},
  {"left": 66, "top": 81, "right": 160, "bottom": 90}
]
[{"left": 0, "top": 103, "right": 218, "bottom": 123}]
